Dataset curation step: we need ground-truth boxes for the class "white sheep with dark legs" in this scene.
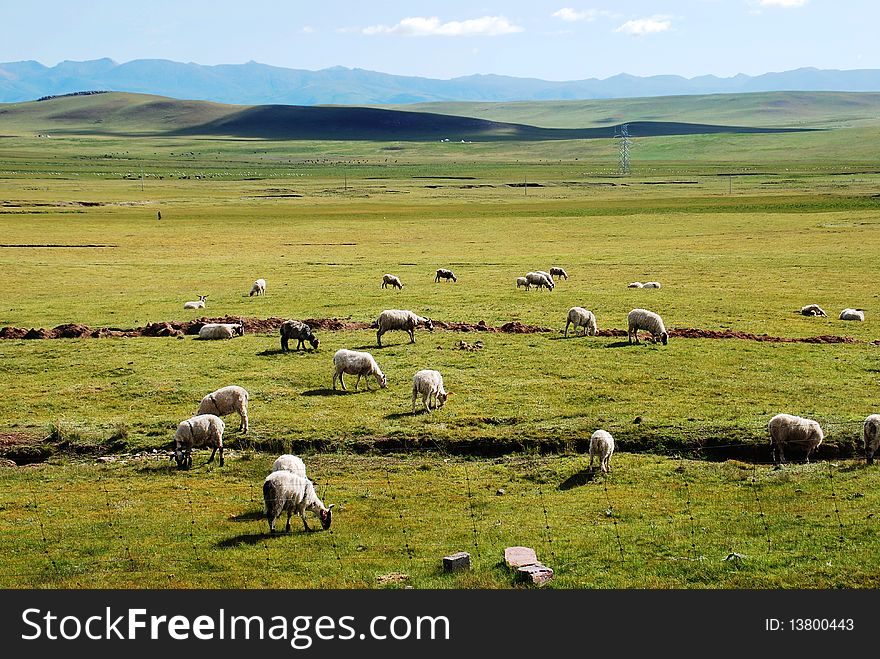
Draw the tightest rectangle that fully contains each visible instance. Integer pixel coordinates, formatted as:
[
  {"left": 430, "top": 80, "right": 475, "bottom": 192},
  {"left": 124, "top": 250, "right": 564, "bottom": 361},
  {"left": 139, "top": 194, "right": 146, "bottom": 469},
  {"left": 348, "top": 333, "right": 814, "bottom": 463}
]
[
  {"left": 171, "top": 414, "right": 225, "bottom": 469},
  {"left": 839, "top": 308, "right": 865, "bottom": 321},
  {"left": 589, "top": 429, "right": 615, "bottom": 474},
  {"left": 249, "top": 278, "right": 266, "bottom": 296},
  {"left": 332, "top": 349, "right": 387, "bottom": 391},
  {"left": 525, "top": 272, "right": 554, "bottom": 291},
  {"left": 376, "top": 309, "right": 433, "bottom": 346},
  {"left": 516, "top": 276, "right": 530, "bottom": 290},
  {"left": 549, "top": 267, "right": 568, "bottom": 280},
  {"left": 198, "top": 322, "right": 244, "bottom": 340},
  {"left": 197, "top": 385, "right": 249, "bottom": 433},
  {"left": 627, "top": 308, "right": 668, "bottom": 345},
  {"left": 411, "top": 369, "right": 449, "bottom": 414},
  {"left": 564, "top": 307, "right": 597, "bottom": 337},
  {"left": 263, "top": 470, "right": 334, "bottom": 533},
  {"left": 768, "top": 413, "right": 824, "bottom": 464},
  {"left": 184, "top": 295, "right": 207, "bottom": 309},
  {"left": 801, "top": 304, "right": 827, "bottom": 317},
  {"left": 272, "top": 454, "right": 307, "bottom": 477},
  {"left": 382, "top": 274, "right": 404, "bottom": 290},
  {"left": 863, "top": 415, "right": 880, "bottom": 465},
  {"left": 280, "top": 320, "right": 319, "bottom": 352},
  {"left": 435, "top": 268, "right": 457, "bottom": 282}
]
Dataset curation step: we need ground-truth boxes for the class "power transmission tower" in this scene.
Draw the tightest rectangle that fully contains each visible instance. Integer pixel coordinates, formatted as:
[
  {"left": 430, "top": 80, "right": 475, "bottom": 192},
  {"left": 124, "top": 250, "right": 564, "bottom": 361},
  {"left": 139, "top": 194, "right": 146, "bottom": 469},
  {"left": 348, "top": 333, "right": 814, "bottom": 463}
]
[{"left": 614, "top": 124, "right": 631, "bottom": 175}]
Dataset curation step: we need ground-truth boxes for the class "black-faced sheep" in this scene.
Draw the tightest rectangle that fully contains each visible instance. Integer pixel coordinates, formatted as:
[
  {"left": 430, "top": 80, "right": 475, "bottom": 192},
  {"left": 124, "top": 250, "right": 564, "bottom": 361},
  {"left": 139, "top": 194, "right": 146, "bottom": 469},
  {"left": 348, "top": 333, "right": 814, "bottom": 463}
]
[
  {"left": 171, "top": 414, "right": 225, "bottom": 469},
  {"left": 516, "top": 276, "right": 530, "bottom": 290},
  {"left": 249, "top": 278, "right": 266, "bottom": 296},
  {"left": 376, "top": 309, "right": 433, "bottom": 346},
  {"left": 280, "top": 320, "right": 319, "bottom": 352},
  {"left": 263, "top": 470, "right": 334, "bottom": 533},
  {"left": 435, "top": 268, "right": 457, "bottom": 283},
  {"left": 801, "top": 304, "right": 827, "bottom": 317},
  {"left": 184, "top": 295, "right": 208, "bottom": 310},
  {"left": 525, "top": 272, "right": 554, "bottom": 291},
  {"left": 382, "top": 274, "right": 404, "bottom": 290},
  {"left": 198, "top": 322, "right": 244, "bottom": 340},
  {"left": 550, "top": 267, "right": 568, "bottom": 280}
]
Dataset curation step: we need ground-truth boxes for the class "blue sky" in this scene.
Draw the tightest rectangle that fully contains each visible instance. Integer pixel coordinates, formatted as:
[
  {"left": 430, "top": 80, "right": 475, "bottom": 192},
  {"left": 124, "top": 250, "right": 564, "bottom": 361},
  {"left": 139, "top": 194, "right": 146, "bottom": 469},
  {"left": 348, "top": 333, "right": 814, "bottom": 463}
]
[{"left": 3, "top": 1, "right": 876, "bottom": 80}]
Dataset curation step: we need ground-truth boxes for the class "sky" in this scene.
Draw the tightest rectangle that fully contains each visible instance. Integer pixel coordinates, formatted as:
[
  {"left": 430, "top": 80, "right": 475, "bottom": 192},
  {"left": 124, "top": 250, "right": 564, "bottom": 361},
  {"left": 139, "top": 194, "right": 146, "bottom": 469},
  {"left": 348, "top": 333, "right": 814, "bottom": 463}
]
[{"left": 2, "top": 1, "right": 877, "bottom": 80}]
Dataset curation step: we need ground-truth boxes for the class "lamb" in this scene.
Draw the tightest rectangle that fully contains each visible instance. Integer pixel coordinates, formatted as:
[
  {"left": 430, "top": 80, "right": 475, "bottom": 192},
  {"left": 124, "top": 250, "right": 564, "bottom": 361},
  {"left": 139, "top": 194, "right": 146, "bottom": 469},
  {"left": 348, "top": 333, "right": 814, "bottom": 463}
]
[
  {"left": 801, "top": 304, "right": 827, "bottom": 317},
  {"left": 768, "top": 413, "right": 824, "bottom": 464},
  {"left": 272, "top": 453, "right": 307, "bottom": 478},
  {"left": 516, "top": 276, "right": 530, "bottom": 290},
  {"left": 411, "top": 369, "right": 449, "bottom": 414},
  {"left": 549, "top": 267, "right": 568, "bottom": 280},
  {"left": 376, "top": 309, "right": 434, "bottom": 346},
  {"left": 435, "top": 268, "right": 457, "bottom": 283},
  {"left": 382, "top": 274, "right": 404, "bottom": 290},
  {"left": 249, "top": 278, "right": 266, "bottom": 297},
  {"left": 642, "top": 282, "right": 662, "bottom": 289},
  {"left": 864, "top": 414, "right": 880, "bottom": 465},
  {"left": 280, "top": 319, "right": 319, "bottom": 352},
  {"left": 197, "top": 385, "right": 249, "bottom": 433},
  {"left": 332, "top": 348, "right": 388, "bottom": 391},
  {"left": 198, "top": 322, "right": 244, "bottom": 340},
  {"left": 171, "top": 414, "right": 225, "bottom": 469},
  {"left": 627, "top": 282, "right": 644, "bottom": 289},
  {"left": 525, "top": 272, "right": 554, "bottom": 291},
  {"left": 183, "top": 295, "right": 208, "bottom": 309},
  {"left": 627, "top": 308, "right": 668, "bottom": 345},
  {"left": 839, "top": 308, "right": 865, "bottom": 321},
  {"left": 263, "top": 470, "right": 334, "bottom": 533},
  {"left": 564, "top": 307, "right": 598, "bottom": 337},
  {"left": 589, "top": 429, "right": 615, "bottom": 474}
]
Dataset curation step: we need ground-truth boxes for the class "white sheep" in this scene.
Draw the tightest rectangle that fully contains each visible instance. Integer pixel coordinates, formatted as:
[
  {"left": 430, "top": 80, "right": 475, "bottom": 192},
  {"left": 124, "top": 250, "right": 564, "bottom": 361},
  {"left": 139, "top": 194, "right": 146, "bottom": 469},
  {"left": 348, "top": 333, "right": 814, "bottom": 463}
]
[
  {"left": 516, "top": 276, "right": 530, "bottom": 290},
  {"left": 272, "top": 454, "right": 307, "bottom": 478},
  {"left": 197, "top": 385, "right": 249, "bottom": 433},
  {"left": 411, "top": 369, "right": 449, "bottom": 414},
  {"left": 198, "top": 322, "right": 244, "bottom": 340},
  {"left": 564, "top": 307, "right": 598, "bottom": 338},
  {"left": 525, "top": 271, "right": 554, "bottom": 291},
  {"left": 643, "top": 282, "right": 662, "bottom": 289},
  {"left": 768, "top": 413, "right": 824, "bottom": 464},
  {"left": 263, "top": 470, "right": 334, "bottom": 533},
  {"left": 382, "top": 274, "right": 404, "bottom": 290},
  {"left": 249, "top": 278, "right": 266, "bottom": 297},
  {"left": 589, "top": 429, "right": 615, "bottom": 474},
  {"left": 627, "top": 282, "right": 644, "bottom": 289},
  {"left": 332, "top": 348, "right": 388, "bottom": 391},
  {"left": 280, "top": 320, "right": 319, "bottom": 352},
  {"left": 801, "top": 304, "right": 827, "bottom": 317},
  {"left": 627, "top": 308, "right": 668, "bottom": 345},
  {"left": 864, "top": 415, "right": 880, "bottom": 465},
  {"left": 183, "top": 295, "right": 208, "bottom": 309},
  {"left": 171, "top": 413, "right": 225, "bottom": 469},
  {"left": 435, "top": 268, "right": 457, "bottom": 282},
  {"left": 376, "top": 309, "right": 434, "bottom": 346},
  {"left": 549, "top": 267, "right": 569, "bottom": 281},
  {"left": 839, "top": 308, "right": 865, "bottom": 321}
]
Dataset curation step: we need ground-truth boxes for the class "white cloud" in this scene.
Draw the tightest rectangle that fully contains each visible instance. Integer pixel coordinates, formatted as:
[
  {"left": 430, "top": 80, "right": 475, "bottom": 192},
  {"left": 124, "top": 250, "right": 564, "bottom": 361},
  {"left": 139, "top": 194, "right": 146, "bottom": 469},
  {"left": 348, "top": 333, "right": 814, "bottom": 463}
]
[
  {"left": 362, "top": 16, "right": 523, "bottom": 37},
  {"left": 552, "top": 8, "right": 612, "bottom": 22},
  {"left": 758, "top": 0, "right": 807, "bottom": 7},
  {"left": 301, "top": 26, "right": 314, "bottom": 34},
  {"left": 615, "top": 16, "right": 672, "bottom": 36}
]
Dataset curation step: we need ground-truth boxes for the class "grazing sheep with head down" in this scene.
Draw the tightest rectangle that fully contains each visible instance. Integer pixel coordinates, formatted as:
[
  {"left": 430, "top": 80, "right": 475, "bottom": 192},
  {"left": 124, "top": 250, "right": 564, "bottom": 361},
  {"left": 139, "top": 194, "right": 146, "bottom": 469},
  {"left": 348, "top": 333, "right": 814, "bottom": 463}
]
[
  {"left": 272, "top": 454, "right": 307, "bottom": 478},
  {"left": 411, "top": 369, "right": 449, "bottom": 414},
  {"left": 184, "top": 295, "right": 208, "bottom": 309},
  {"left": 516, "top": 276, "right": 530, "bottom": 290},
  {"left": 198, "top": 322, "right": 244, "bottom": 340},
  {"left": 550, "top": 267, "right": 569, "bottom": 281},
  {"left": 589, "top": 429, "right": 615, "bottom": 474},
  {"left": 332, "top": 348, "right": 387, "bottom": 391},
  {"left": 171, "top": 414, "right": 225, "bottom": 469},
  {"left": 863, "top": 415, "right": 880, "bottom": 465},
  {"left": 565, "top": 307, "right": 597, "bottom": 338},
  {"left": 435, "top": 268, "right": 457, "bottom": 283},
  {"left": 382, "top": 274, "right": 404, "bottom": 290},
  {"left": 768, "top": 413, "right": 824, "bottom": 464},
  {"left": 627, "top": 309, "right": 668, "bottom": 345},
  {"left": 263, "top": 470, "right": 334, "bottom": 533},
  {"left": 801, "top": 304, "right": 827, "bottom": 317},
  {"left": 197, "top": 385, "right": 249, "bottom": 433},
  {"left": 525, "top": 272, "right": 554, "bottom": 291},
  {"left": 376, "top": 309, "right": 433, "bottom": 346},
  {"left": 249, "top": 278, "right": 266, "bottom": 297},
  {"left": 839, "top": 308, "right": 865, "bottom": 321},
  {"left": 280, "top": 320, "right": 319, "bottom": 352}
]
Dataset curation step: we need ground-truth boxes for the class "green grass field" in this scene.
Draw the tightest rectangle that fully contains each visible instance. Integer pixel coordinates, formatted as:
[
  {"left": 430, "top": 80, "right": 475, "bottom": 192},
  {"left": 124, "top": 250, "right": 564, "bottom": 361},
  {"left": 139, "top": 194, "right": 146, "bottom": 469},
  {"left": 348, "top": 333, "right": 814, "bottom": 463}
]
[{"left": 1, "top": 91, "right": 879, "bottom": 588}]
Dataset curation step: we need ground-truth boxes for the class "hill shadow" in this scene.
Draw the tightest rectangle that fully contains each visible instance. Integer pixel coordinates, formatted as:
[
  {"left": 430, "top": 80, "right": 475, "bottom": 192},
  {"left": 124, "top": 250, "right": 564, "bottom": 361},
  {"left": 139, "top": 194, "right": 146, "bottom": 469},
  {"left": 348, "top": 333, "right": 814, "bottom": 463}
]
[{"left": 558, "top": 469, "right": 598, "bottom": 490}]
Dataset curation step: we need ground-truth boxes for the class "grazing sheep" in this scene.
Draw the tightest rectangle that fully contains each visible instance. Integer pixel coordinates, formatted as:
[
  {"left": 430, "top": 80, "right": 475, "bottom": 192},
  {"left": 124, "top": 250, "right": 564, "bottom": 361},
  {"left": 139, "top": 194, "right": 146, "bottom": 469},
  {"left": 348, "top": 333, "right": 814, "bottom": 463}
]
[
  {"left": 280, "top": 320, "right": 319, "bottom": 352},
  {"left": 642, "top": 282, "right": 662, "bottom": 289},
  {"left": 839, "top": 308, "right": 865, "bottom": 321},
  {"left": 411, "top": 369, "right": 449, "bottom": 414},
  {"left": 864, "top": 415, "right": 880, "bottom": 465},
  {"left": 627, "top": 308, "right": 668, "bottom": 345},
  {"left": 376, "top": 309, "right": 434, "bottom": 346},
  {"left": 564, "top": 307, "right": 598, "bottom": 337},
  {"left": 627, "top": 282, "right": 644, "bottom": 289},
  {"left": 263, "top": 470, "right": 334, "bottom": 533},
  {"left": 171, "top": 414, "right": 225, "bottom": 469},
  {"left": 272, "top": 454, "right": 307, "bottom": 478},
  {"left": 589, "top": 429, "right": 615, "bottom": 474},
  {"left": 332, "top": 348, "right": 387, "bottom": 391},
  {"left": 184, "top": 295, "right": 208, "bottom": 310},
  {"left": 198, "top": 322, "right": 244, "bottom": 340},
  {"left": 197, "top": 385, "right": 249, "bottom": 433},
  {"left": 516, "top": 276, "right": 530, "bottom": 290},
  {"left": 382, "top": 274, "right": 404, "bottom": 290},
  {"left": 801, "top": 304, "right": 827, "bottom": 317},
  {"left": 768, "top": 413, "right": 824, "bottom": 464},
  {"left": 525, "top": 271, "right": 554, "bottom": 291},
  {"left": 549, "top": 267, "right": 569, "bottom": 280},
  {"left": 249, "top": 278, "right": 266, "bottom": 297},
  {"left": 435, "top": 268, "right": 457, "bottom": 283}
]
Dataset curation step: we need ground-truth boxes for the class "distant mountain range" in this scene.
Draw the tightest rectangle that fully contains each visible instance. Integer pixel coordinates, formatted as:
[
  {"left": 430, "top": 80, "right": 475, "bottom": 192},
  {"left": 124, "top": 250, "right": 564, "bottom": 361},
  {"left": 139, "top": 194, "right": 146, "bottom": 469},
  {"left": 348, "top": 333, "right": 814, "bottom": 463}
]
[{"left": 3, "top": 59, "right": 880, "bottom": 105}]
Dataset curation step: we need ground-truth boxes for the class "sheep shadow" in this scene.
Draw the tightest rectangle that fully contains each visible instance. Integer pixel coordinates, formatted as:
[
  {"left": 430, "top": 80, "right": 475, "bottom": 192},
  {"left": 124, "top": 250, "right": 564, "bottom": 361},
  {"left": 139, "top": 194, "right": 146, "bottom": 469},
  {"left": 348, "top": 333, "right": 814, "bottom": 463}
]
[
  {"left": 301, "top": 388, "right": 350, "bottom": 397},
  {"left": 229, "top": 510, "right": 265, "bottom": 522},
  {"left": 557, "top": 469, "right": 598, "bottom": 490},
  {"left": 386, "top": 410, "right": 418, "bottom": 420},
  {"left": 216, "top": 531, "right": 286, "bottom": 548},
  {"left": 604, "top": 341, "right": 634, "bottom": 348}
]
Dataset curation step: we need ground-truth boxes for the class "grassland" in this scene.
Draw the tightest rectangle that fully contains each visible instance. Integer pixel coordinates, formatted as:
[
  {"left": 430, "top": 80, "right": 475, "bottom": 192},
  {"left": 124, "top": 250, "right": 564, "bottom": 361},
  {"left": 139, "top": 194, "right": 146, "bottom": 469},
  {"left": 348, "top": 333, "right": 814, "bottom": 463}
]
[{"left": 1, "top": 91, "right": 879, "bottom": 588}]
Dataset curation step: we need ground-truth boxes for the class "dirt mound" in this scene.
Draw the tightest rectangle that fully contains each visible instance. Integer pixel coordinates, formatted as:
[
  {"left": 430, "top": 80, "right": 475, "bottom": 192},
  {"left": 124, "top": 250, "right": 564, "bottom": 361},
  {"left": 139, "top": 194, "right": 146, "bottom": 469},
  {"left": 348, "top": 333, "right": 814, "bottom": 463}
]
[
  {"left": 499, "top": 321, "right": 554, "bottom": 334},
  {"left": 52, "top": 323, "right": 92, "bottom": 338},
  {"left": 670, "top": 328, "right": 862, "bottom": 344},
  {"left": 302, "top": 318, "right": 372, "bottom": 331},
  {"left": 142, "top": 322, "right": 184, "bottom": 337}
]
